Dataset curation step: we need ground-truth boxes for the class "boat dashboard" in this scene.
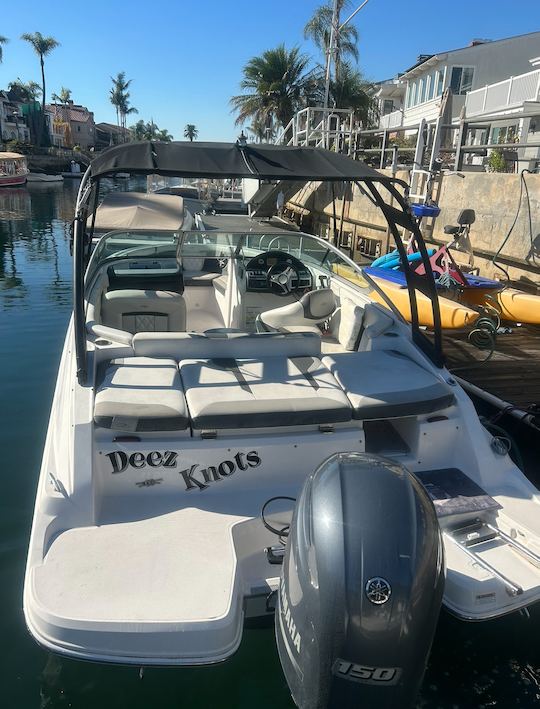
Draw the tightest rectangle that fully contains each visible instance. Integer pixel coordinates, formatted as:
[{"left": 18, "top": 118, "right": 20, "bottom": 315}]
[{"left": 244, "top": 250, "right": 313, "bottom": 295}]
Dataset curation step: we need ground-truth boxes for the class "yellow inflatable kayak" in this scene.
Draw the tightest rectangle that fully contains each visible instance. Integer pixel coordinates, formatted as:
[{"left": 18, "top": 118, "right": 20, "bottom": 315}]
[
  {"left": 494, "top": 288, "right": 540, "bottom": 324},
  {"left": 369, "top": 276, "right": 480, "bottom": 330}
]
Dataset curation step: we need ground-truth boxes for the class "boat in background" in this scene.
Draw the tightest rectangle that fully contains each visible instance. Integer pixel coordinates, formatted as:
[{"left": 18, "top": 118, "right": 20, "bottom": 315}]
[
  {"left": 27, "top": 172, "right": 64, "bottom": 183},
  {"left": 0, "top": 152, "right": 29, "bottom": 186}
]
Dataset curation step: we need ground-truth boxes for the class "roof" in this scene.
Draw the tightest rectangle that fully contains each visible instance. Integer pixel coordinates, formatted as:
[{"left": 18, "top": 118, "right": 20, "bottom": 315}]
[
  {"left": 96, "top": 122, "right": 130, "bottom": 134},
  {"left": 46, "top": 104, "right": 93, "bottom": 123},
  {"left": 90, "top": 141, "right": 394, "bottom": 183},
  {"left": 0, "top": 152, "right": 26, "bottom": 160},
  {"left": 400, "top": 29, "right": 540, "bottom": 80},
  {"left": 199, "top": 214, "right": 300, "bottom": 233},
  {"left": 90, "top": 192, "right": 185, "bottom": 232}
]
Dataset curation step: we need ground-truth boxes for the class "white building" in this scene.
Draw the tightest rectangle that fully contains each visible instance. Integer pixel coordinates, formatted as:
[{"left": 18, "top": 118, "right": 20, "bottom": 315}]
[{"left": 375, "top": 31, "right": 540, "bottom": 139}]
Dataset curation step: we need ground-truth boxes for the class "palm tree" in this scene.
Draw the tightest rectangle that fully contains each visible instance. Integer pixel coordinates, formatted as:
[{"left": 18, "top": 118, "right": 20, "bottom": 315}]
[
  {"left": 8, "top": 79, "right": 42, "bottom": 102},
  {"left": 246, "top": 116, "right": 277, "bottom": 143},
  {"left": 110, "top": 72, "right": 137, "bottom": 136},
  {"left": 329, "top": 63, "right": 374, "bottom": 126},
  {"left": 129, "top": 119, "right": 147, "bottom": 141},
  {"left": 129, "top": 120, "right": 172, "bottom": 142},
  {"left": 304, "top": 1, "right": 359, "bottom": 80},
  {"left": 157, "top": 128, "right": 173, "bottom": 142},
  {"left": 21, "top": 32, "right": 60, "bottom": 145},
  {"left": 183, "top": 124, "right": 198, "bottom": 141},
  {"left": 0, "top": 35, "right": 8, "bottom": 63},
  {"left": 51, "top": 86, "right": 71, "bottom": 104},
  {"left": 231, "top": 45, "right": 312, "bottom": 132}
]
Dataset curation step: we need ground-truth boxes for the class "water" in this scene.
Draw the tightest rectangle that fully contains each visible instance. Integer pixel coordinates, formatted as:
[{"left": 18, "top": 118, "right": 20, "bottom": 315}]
[{"left": 1, "top": 182, "right": 539, "bottom": 708}]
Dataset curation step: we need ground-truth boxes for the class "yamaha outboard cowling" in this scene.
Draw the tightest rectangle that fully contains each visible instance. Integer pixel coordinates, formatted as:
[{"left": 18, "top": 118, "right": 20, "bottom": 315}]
[{"left": 276, "top": 453, "right": 444, "bottom": 709}]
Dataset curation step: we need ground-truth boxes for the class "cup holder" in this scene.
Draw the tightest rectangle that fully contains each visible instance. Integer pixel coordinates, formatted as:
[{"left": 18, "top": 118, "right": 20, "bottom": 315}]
[{"left": 95, "top": 338, "right": 111, "bottom": 347}]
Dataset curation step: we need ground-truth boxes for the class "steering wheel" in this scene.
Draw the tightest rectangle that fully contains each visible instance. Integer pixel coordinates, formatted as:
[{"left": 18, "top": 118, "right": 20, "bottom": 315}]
[{"left": 267, "top": 262, "right": 301, "bottom": 296}]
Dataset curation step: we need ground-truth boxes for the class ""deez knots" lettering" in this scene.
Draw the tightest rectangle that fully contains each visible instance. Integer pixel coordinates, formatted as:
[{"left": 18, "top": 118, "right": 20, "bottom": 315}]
[{"left": 104, "top": 449, "right": 262, "bottom": 491}]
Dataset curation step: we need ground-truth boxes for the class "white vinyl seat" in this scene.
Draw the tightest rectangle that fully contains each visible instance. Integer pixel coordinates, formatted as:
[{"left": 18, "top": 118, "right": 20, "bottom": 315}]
[
  {"left": 94, "top": 357, "right": 189, "bottom": 431},
  {"left": 179, "top": 355, "right": 352, "bottom": 429},
  {"left": 258, "top": 288, "right": 337, "bottom": 334},
  {"left": 101, "top": 289, "right": 187, "bottom": 334},
  {"left": 322, "top": 350, "right": 455, "bottom": 420}
]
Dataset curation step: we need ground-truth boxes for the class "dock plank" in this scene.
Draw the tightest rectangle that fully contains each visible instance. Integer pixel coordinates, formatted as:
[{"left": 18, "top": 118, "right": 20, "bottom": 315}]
[{"left": 440, "top": 325, "right": 540, "bottom": 410}]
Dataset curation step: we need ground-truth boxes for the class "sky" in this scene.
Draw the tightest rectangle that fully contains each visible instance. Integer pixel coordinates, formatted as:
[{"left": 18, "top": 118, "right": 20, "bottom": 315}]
[{"left": 1, "top": 0, "right": 539, "bottom": 141}]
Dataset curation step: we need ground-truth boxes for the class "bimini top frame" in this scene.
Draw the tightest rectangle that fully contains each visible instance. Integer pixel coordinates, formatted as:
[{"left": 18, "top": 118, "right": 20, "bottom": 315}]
[{"left": 73, "top": 141, "right": 443, "bottom": 383}]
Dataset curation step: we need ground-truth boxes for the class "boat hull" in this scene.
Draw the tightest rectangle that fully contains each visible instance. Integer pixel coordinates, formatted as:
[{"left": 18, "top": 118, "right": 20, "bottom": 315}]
[{"left": 0, "top": 174, "right": 27, "bottom": 187}]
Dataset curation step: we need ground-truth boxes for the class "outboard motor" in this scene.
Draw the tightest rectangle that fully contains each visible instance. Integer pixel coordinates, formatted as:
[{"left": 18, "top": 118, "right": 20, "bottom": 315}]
[{"left": 276, "top": 452, "right": 444, "bottom": 709}]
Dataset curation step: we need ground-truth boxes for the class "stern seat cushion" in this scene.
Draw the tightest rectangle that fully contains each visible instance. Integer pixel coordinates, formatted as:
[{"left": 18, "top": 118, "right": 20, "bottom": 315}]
[
  {"left": 180, "top": 356, "right": 352, "bottom": 429},
  {"left": 94, "top": 357, "right": 189, "bottom": 431},
  {"left": 322, "top": 350, "right": 455, "bottom": 419}
]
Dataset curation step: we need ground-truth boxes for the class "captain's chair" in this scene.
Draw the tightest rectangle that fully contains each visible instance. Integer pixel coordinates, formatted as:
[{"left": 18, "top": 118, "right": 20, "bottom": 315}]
[
  {"left": 101, "top": 289, "right": 187, "bottom": 333},
  {"left": 257, "top": 288, "right": 337, "bottom": 334}
]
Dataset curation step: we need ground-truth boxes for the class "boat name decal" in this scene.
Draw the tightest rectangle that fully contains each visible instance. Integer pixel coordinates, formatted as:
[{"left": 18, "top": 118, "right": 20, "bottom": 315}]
[
  {"left": 179, "top": 451, "right": 261, "bottom": 491},
  {"left": 106, "top": 450, "right": 178, "bottom": 474},
  {"left": 135, "top": 478, "right": 163, "bottom": 488},
  {"left": 104, "top": 449, "right": 262, "bottom": 491},
  {"left": 279, "top": 577, "right": 301, "bottom": 653}
]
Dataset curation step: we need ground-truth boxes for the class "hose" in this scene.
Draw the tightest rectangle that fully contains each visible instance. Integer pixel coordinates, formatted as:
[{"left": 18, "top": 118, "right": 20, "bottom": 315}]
[{"left": 491, "top": 169, "right": 535, "bottom": 285}]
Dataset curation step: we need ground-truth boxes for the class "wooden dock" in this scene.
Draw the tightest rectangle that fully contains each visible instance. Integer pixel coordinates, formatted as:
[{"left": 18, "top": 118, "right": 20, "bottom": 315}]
[{"left": 441, "top": 325, "right": 540, "bottom": 411}]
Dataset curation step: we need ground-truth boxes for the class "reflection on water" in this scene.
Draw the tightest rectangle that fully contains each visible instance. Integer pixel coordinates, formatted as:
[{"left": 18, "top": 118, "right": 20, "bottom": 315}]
[{"left": 0, "top": 182, "right": 538, "bottom": 709}]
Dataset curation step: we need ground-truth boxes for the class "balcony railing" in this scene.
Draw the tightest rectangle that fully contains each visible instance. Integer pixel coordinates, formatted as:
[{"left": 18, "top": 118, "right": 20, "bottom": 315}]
[
  {"left": 465, "top": 69, "right": 540, "bottom": 117},
  {"left": 379, "top": 109, "right": 403, "bottom": 130}
]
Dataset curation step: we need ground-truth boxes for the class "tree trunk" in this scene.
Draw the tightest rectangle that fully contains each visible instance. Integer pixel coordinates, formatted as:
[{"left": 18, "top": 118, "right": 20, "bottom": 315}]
[{"left": 40, "top": 55, "right": 46, "bottom": 147}]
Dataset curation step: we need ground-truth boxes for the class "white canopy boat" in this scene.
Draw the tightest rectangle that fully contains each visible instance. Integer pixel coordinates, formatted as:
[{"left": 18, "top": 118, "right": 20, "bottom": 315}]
[{"left": 24, "top": 141, "right": 540, "bottom": 709}]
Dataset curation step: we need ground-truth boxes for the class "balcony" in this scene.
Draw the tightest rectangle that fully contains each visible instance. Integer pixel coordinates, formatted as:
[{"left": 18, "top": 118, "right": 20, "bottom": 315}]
[
  {"left": 379, "top": 109, "right": 403, "bottom": 130},
  {"left": 465, "top": 69, "right": 540, "bottom": 117}
]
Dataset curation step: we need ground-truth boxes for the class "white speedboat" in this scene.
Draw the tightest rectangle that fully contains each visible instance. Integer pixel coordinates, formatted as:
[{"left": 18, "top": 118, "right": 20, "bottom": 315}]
[
  {"left": 27, "top": 172, "right": 64, "bottom": 183},
  {"left": 24, "top": 142, "right": 540, "bottom": 709}
]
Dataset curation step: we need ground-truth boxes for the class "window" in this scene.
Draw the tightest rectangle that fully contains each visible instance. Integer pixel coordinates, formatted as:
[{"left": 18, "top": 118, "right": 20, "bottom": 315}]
[
  {"left": 382, "top": 99, "right": 394, "bottom": 115},
  {"left": 436, "top": 70, "right": 444, "bottom": 96},
  {"left": 491, "top": 125, "right": 518, "bottom": 145},
  {"left": 427, "top": 72, "right": 435, "bottom": 101},
  {"left": 410, "top": 81, "right": 417, "bottom": 107},
  {"left": 77, "top": 125, "right": 81, "bottom": 132},
  {"left": 418, "top": 78, "right": 425, "bottom": 104},
  {"left": 450, "top": 67, "right": 475, "bottom": 95}
]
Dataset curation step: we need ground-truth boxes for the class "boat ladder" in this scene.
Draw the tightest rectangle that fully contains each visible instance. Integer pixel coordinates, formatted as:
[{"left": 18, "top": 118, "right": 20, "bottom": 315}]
[{"left": 445, "top": 520, "right": 540, "bottom": 597}]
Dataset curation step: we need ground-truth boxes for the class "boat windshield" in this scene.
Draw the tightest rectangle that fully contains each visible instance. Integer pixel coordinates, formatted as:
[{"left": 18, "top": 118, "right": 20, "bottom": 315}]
[{"left": 88, "top": 229, "right": 370, "bottom": 289}]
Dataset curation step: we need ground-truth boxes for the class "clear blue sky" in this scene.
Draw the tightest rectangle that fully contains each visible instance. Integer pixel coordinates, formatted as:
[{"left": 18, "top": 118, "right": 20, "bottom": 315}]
[{"left": 1, "top": 0, "right": 539, "bottom": 141}]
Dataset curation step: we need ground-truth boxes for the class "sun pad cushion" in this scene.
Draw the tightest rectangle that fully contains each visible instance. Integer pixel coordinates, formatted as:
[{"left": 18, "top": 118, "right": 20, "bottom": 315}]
[
  {"left": 322, "top": 350, "right": 455, "bottom": 419},
  {"left": 179, "top": 355, "right": 352, "bottom": 429},
  {"left": 94, "top": 357, "right": 189, "bottom": 431}
]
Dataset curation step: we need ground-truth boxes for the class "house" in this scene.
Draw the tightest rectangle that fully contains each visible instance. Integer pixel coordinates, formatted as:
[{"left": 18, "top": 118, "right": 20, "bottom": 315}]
[
  {"left": 376, "top": 32, "right": 540, "bottom": 129},
  {"left": 46, "top": 101, "right": 96, "bottom": 150},
  {"left": 95, "top": 122, "right": 130, "bottom": 150},
  {"left": 0, "top": 91, "right": 31, "bottom": 143}
]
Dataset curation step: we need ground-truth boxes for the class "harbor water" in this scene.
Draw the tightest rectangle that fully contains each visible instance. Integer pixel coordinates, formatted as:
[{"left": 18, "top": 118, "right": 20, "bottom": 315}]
[{"left": 0, "top": 181, "right": 539, "bottom": 708}]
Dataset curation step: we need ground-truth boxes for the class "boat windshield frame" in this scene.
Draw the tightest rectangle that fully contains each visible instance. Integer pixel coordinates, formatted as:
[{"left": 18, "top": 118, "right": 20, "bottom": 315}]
[
  {"left": 86, "top": 227, "right": 381, "bottom": 297},
  {"left": 72, "top": 142, "right": 443, "bottom": 383}
]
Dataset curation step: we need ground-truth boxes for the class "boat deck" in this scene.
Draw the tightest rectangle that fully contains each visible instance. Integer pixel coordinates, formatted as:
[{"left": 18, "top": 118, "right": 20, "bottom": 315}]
[{"left": 442, "top": 325, "right": 540, "bottom": 410}]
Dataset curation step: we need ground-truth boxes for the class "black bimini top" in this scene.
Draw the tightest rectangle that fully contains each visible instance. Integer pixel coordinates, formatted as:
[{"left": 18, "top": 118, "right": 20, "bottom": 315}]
[{"left": 90, "top": 141, "right": 395, "bottom": 183}]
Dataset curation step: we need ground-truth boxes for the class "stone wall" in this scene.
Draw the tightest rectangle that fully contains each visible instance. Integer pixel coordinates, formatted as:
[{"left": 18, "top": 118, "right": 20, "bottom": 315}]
[{"left": 287, "top": 171, "right": 540, "bottom": 286}]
